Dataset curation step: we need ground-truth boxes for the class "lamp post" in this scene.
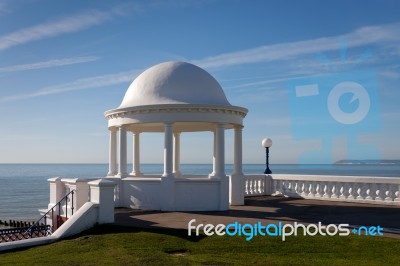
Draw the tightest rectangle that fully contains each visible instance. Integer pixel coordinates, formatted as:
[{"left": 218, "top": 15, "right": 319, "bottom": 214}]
[{"left": 262, "top": 138, "right": 272, "bottom": 174}]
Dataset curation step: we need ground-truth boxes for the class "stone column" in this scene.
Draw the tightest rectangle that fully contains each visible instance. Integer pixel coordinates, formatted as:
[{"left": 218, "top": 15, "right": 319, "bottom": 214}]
[
  {"left": 209, "top": 129, "right": 217, "bottom": 178},
  {"left": 230, "top": 125, "right": 245, "bottom": 205},
  {"left": 161, "top": 122, "right": 175, "bottom": 210},
  {"left": 118, "top": 126, "right": 128, "bottom": 177},
  {"left": 162, "top": 122, "right": 174, "bottom": 178},
  {"left": 131, "top": 132, "right": 142, "bottom": 176},
  {"left": 213, "top": 123, "right": 226, "bottom": 179},
  {"left": 233, "top": 125, "right": 243, "bottom": 176},
  {"left": 107, "top": 128, "right": 117, "bottom": 176},
  {"left": 173, "top": 132, "right": 182, "bottom": 177}
]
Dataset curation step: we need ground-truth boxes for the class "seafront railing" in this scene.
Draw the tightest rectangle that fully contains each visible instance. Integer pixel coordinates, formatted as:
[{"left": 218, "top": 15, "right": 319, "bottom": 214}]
[{"left": 244, "top": 174, "right": 400, "bottom": 205}]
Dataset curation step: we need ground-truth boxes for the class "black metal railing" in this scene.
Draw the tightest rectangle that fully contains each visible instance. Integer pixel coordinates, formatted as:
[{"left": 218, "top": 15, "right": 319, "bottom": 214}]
[
  {"left": 0, "top": 190, "right": 76, "bottom": 243},
  {"left": 0, "top": 225, "right": 51, "bottom": 243},
  {"left": 23, "top": 189, "right": 76, "bottom": 239}
]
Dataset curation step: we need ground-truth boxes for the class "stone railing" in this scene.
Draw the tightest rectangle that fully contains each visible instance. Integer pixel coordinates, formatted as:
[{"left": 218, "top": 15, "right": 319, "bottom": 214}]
[{"left": 244, "top": 174, "right": 400, "bottom": 205}]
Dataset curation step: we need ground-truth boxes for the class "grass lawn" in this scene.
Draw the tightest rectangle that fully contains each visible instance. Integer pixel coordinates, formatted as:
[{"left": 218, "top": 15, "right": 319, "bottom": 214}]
[{"left": 1, "top": 224, "right": 400, "bottom": 265}]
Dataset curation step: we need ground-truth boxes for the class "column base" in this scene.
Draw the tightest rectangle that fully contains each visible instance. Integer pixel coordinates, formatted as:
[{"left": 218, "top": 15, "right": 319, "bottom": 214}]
[
  {"left": 130, "top": 171, "right": 143, "bottom": 177},
  {"left": 162, "top": 173, "right": 175, "bottom": 179},
  {"left": 173, "top": 171, "right": 182, "bottom": 177},
  {"left": 107, "top": 172, "right": 117, "bottom": 176}
]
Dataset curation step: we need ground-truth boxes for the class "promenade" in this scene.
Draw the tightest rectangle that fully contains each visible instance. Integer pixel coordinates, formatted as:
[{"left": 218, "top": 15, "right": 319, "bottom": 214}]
[{"left": 115, "top": 196, "right": 400, "bottom": 238}]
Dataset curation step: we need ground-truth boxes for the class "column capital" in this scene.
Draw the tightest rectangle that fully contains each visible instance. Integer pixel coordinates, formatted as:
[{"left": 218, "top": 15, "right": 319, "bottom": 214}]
[
  {"left": 109, "top": 127, "right": 118, "bottom": 132},
  {"left": 234, "top": 125, "right": 244, "bottom": 130}
]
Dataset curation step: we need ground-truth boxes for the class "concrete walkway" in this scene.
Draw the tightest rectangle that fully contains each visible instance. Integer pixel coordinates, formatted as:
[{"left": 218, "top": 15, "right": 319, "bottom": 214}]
[{"left": 114, "top": 196, "right": 400, "bottom": 238}]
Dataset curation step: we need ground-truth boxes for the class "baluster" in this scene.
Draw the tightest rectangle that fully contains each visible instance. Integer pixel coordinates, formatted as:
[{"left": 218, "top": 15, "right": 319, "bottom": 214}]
[
  {"left": 315, "top": 182, "right": 321, "bottom": 197},
  {"left": 346, "top": 183, "right": 353, "bottom": 200},
  {"left": 333, "top": 182, "right": 338, "bottom": 198},
  {"left": 385, "top": 184, "right": 393, "bottom": 201},
  {"left": 277, "top": 180, "right": 283, "bottom": 195},
  {"left": 256, "top": 178, "right": 260, "bottom": 194},
  {"left": 380, "top": 184, "right": 387, "bottom": 201},
  {"left": 331, "top": 182, "right": 336, "bottom": 198},
  {"left": 272, "top": 180, "right": 277, "bottom": 195},
  {"left": 299, "top": 181, "right": 305, "bottom": 197},
  {"left": 290, "top": 180, "right": 295, "bottom": 195},
  {"left": 304, "top": 181, "right": 310, "bottom": 197},
  {"left": 257, "top": 178, "right": 261, "bottom": 194},
  {"left": 261, "top": 178, "right": 265, "bottom": 194},
  {"left": 394, "top": 185, "right": 400, "bottom": 202},
  {"left": 286, "top": 181, "right": 291, "bottom": 195},
  {"left": 310, "top": 181, "right": 316, "bottom": 197},
  {"left": 375, "top": 184, "right": 382, "bottom": 201},
  {"left": 339, "top": 183, "right": 346, "bottom": 199},
  {"left": 336, "top": 182, "right": 342, "bottom": 198},
  {"left": 356, "top": 183, "right": 365, "bottom": 200},
  {"left": 351, "top": 183, "right": 359, "bottom": 199},
  {"left": 279, "top": 180, "right": 284, "bottom": 195},
  {"left": 323, "top": 182, "right": 331, "bottom": 198},
  {"left": 365, "top": 183, "right": 373, "bottom": 200},
  {"left": 286, "top": 180, "right": 291, "bottom": 195}
]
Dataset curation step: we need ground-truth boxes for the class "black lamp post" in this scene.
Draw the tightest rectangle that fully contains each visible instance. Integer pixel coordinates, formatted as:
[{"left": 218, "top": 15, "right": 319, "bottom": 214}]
[{"left": 262, "top": 138, "right": 272, "bottom": 174}]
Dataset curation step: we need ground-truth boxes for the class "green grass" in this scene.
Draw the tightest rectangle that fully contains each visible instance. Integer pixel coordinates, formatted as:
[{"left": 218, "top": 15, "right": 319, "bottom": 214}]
[{"left": 1, "top": 225, "right": 400, "bottom": 265}]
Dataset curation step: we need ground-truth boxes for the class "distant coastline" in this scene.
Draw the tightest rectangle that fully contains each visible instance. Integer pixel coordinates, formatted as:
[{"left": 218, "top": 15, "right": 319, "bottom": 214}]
[{"left": 335, "top": 160, "right": 400, "bottom": 165}]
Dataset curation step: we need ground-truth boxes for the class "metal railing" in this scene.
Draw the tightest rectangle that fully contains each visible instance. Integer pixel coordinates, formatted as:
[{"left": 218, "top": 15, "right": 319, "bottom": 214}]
[
  {"left": 23, "top": 189, "right": 76, "bottom": 239},
  {"left": 0, "top": 225, "right": 51, "bottom": 243}
]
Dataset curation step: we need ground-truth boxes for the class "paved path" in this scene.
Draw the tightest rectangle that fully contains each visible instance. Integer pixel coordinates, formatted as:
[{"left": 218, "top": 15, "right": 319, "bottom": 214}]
[{"left": 115, "top": 196, "right": 400, "bottom": 238}]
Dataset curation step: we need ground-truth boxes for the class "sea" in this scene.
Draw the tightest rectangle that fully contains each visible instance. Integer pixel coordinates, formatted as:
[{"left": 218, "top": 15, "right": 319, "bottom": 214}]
[{"left": 0, "top": 163, "right": 399, "bottom": 222}]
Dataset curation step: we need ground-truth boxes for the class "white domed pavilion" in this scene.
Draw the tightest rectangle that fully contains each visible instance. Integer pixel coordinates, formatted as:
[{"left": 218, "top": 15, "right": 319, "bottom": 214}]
[{"left": 105, "top": 61, "right": 248, "bottom": 211}]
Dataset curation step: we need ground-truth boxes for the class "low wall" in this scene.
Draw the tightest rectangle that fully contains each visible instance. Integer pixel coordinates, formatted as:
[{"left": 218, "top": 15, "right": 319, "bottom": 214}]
[
  {"left": 245, "top": 174, "right": 400, "bottom": 205},
  {"left": 122, "top": 178, "right": 163, "bottom": 210},
  {"left": 175, "top": 178, "right": 223, "bottom": 211},
  {"left": 119, "top": 176, "right": 228, "bottom": 211}
]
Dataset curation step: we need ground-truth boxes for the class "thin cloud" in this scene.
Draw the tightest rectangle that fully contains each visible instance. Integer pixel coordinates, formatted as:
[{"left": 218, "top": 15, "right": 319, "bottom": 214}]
[
  {"left": 192, "top": 22, "right": 400, "bottom": 69},
  {"left": 0, "top": 1, "right": 10, "bottom": 15},
  {"left": 0, "top": 70, "right": 140, "bottom": 102},
  {"left": 0, "top": 56, "right": 99, "bottom": 73},
  {"left": 0, "top": 10, "right": 113, "bottom": 51}
]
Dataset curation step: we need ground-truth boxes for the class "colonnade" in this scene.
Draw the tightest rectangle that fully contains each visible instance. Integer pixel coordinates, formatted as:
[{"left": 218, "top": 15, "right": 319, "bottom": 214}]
[{"left": 107, "top": 123, "right": 244, "bottom": 179}]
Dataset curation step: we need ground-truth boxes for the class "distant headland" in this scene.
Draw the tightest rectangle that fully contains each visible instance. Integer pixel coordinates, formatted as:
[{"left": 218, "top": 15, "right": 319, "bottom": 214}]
[{"left": 335, "top": 160, "right": 400, "bottom": 165}]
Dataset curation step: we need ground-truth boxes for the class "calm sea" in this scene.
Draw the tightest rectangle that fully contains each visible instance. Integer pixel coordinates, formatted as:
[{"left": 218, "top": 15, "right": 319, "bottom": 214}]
[{"left": 0, "top": 163, "right": 399, "bottom": 221}]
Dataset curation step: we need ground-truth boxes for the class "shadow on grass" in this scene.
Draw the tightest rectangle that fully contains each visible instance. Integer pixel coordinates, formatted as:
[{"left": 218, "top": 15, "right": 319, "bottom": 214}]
[{"left": 70, "top": 224, "right": 207, "bottom": 243}]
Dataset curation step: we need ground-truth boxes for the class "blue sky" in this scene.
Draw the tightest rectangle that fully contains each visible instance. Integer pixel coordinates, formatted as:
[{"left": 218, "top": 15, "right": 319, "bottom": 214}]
[{"left": 0, "top": 0, "right": 399, "bottom": 164}]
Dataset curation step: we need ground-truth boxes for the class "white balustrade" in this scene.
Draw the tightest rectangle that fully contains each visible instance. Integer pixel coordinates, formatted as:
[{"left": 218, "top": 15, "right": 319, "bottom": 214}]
[{"left": 244, "top": 174, "right": 400, "bottom": 205}]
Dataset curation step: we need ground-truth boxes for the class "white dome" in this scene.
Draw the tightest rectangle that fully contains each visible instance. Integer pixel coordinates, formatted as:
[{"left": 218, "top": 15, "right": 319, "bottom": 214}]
[{"left": 119, "top": 61, "right": 231, "bottom": 108}]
